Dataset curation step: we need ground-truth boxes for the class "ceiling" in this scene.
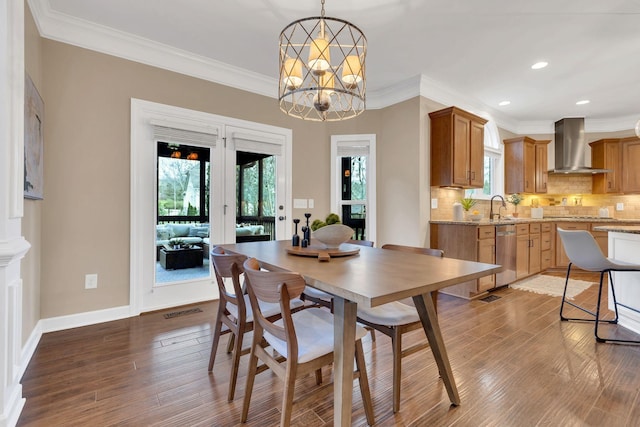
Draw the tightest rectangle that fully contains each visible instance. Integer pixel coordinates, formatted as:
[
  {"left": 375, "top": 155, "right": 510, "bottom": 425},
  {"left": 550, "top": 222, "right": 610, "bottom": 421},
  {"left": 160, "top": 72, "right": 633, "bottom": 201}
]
[{"left": 29, "top": 0, "right": 640, "bottom": 133}]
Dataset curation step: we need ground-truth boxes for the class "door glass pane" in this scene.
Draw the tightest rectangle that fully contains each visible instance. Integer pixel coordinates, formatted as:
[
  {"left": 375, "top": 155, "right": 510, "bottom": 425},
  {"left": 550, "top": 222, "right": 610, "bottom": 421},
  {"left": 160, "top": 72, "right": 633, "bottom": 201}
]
[
  {"left": 156, "top": 141, "right": 211, "bottom": 285},
  {"left": 236, "top": 152, "right": 276, "bottom": 241},
  {"left": 340, "top": 155, "right": 367, "bottom": 240}
]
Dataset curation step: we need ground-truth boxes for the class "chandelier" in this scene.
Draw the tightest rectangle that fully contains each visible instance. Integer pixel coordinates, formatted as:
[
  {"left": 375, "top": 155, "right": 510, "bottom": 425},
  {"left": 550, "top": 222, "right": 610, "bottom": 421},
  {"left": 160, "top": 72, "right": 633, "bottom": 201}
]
[{"left": 278, "top": 0, "right": 367, "bottom": 121}]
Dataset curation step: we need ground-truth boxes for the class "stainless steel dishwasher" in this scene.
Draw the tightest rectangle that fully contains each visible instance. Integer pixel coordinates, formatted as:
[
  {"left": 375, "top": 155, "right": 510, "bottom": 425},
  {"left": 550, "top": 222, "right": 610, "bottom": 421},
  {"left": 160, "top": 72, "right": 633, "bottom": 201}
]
[{"left": 495, "top": 224, "right": 516, "bottom": 287}]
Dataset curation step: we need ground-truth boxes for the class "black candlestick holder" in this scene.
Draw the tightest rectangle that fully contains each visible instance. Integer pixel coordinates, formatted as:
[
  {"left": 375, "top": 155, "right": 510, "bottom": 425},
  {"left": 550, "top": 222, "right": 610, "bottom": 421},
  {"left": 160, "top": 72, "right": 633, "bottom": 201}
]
[
  {"left": 292, "top": 219, "right": 300, "bottom": 246},
  {"left": 304, "top": 213, "right": 312, "bottom": 242}
]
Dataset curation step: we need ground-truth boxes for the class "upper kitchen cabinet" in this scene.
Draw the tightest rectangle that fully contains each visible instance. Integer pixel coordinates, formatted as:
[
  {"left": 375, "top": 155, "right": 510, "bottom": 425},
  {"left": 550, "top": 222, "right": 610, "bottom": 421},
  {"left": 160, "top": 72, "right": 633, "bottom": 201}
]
[
  {"left": 429, "top": 106, "right": 487, "bottom": 188},
  {"left": 503, "top": 137, "right": 550, "bottom": 194},
  {"left": 590, "top": 138, "right": 620, "bottom": 194},
  {"left": 621, "top": 136, "right": 640, "bottom": 193}
]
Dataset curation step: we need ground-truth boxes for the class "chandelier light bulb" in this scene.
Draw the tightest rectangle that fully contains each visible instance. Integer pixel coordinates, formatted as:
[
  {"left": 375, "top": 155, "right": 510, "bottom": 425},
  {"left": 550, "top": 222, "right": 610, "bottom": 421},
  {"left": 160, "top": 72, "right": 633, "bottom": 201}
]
[
  {"left": 282, "top": 58, "right": 303, "bottom": 90},
  {"left": 308, "top": 36, "right": 331, "bottom": 75},
  {"left": 342, "top": 55, "right": 363, "bottom": 88}
]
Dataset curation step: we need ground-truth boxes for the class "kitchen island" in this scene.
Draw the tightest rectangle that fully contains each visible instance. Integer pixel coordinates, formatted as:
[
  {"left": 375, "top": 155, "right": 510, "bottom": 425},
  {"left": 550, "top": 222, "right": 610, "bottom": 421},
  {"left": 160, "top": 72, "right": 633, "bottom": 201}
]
[{"left": 592, "top": 225, "right": 640, "bottom": 335}]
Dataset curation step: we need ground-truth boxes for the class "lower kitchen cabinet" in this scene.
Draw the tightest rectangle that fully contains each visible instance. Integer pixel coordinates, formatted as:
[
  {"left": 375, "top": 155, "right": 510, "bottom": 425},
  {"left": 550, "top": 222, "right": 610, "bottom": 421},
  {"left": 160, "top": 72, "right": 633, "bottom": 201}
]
[
  {"left": 477, "top": 227, "right": 496, "bottom": 292},
  {"left": 540, "top": 223, "right": 553, "bottom": 270},
  {"left": 555, "top": 222, "right": 589, "bottom": 267},
  {"left": 430, "top": 223, "right": 495, "bottom": 299},
  {"left": 516, "top": 223, "right": 541, "bottom": 279}
]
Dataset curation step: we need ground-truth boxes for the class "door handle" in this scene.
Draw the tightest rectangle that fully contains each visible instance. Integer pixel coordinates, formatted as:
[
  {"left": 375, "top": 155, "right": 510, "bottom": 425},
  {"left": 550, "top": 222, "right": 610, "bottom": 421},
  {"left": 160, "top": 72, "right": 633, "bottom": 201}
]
[{"left": 278, "top": 216, "right": 286, "bottom": 221}]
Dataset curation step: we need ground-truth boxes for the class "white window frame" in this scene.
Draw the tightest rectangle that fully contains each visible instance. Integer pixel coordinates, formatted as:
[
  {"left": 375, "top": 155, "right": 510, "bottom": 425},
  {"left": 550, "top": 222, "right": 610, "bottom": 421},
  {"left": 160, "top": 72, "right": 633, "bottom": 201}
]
[{"left": 467, "top": 120, "right": 503, "bottom": 200}]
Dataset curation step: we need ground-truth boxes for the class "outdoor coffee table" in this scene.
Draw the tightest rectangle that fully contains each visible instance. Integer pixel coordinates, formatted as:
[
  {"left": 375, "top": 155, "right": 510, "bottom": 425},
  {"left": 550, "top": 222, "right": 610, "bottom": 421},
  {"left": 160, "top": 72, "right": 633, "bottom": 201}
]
[{"left": 159, "top": 246, "right": 203, "bottom": 270}]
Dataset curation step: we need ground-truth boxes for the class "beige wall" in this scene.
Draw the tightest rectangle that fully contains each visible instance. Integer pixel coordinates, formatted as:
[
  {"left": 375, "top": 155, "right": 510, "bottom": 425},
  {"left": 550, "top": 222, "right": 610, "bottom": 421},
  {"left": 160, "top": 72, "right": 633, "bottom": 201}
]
[
  {"left": 22, "top": 4, "right": 42, "bottom": 344},
  {"left": 26, "top": 29, "right": 429, "bottom": 321}
]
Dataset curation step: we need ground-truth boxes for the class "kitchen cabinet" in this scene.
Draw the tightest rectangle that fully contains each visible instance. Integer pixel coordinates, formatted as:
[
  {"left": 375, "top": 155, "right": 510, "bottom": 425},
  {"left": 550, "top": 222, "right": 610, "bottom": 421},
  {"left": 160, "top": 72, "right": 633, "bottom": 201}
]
[
  {"left": 504, "top": 137, "right": 550, "bottom": 194},
  {"left": 590, "top": 138, "right": 620, "bottom": 194},
  {"left": 516, "top": 223, "right": 541, "bottom": 279},
  {"left": 540, "top": 223, "right": 553, "bottom": 270},
  {"left": 429, "top": 223, "right": 495, "bottom": 298},
  {"left": 621, "top": 137, "right": 640, "bottom": 193},
  {"left": 477, "top": 226, "right": 496, "bottom": 292},
  {"left": 429, "top": 106, "right": 488, "bottom": 188},
  {"left": 555, "top": 222, "right": 589, "bottom": 267}
]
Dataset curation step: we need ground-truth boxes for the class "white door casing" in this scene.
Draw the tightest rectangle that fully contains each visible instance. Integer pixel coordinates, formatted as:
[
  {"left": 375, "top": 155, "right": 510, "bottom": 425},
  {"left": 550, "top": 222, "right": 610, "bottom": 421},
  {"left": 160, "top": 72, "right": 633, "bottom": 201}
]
[{"left": 330, "top": 134, "right": 377, "bottom": 244}]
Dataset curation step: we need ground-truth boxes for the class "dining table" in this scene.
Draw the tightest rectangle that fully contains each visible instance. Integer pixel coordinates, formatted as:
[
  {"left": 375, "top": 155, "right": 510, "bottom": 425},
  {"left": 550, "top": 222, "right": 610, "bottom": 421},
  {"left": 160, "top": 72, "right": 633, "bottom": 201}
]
[{"left": 221, "top": 240, "right": 502, "bottom": 426}]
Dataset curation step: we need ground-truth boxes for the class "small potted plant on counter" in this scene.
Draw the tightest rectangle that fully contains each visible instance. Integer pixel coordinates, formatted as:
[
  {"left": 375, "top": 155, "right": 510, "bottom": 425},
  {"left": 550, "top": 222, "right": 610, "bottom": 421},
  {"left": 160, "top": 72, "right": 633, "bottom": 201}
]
[
  {"left": 460, "top": 197, "right": 481, "bottom": 221},
  {"left": 506, "top": 193, "right": 524, "bottom": 217}
]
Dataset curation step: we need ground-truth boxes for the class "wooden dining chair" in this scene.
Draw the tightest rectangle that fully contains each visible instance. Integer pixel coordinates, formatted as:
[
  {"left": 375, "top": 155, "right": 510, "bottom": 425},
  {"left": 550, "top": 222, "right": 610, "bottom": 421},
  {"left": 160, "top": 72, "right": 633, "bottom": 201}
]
[
  {"left": 241, "top": 257, "right": 375, "bottom": 426},
  {"left": 208, "top": 246, "right": 303, "bottom": 401},
  {"left": 355, "top": 243, "right": 444, "bottom": 413}
]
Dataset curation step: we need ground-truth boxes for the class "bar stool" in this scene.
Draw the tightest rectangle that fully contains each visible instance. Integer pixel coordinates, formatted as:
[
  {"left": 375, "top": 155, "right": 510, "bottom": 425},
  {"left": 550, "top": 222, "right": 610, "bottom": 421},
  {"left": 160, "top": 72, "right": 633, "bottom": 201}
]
[{"left": 557, "top": 228, "right": 640, "bottom": 344}]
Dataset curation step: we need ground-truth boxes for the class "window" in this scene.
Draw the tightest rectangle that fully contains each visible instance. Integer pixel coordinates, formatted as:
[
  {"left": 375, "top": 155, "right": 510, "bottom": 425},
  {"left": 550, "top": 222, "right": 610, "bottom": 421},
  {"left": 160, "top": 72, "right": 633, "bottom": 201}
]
[
  {"left": 468, "top": 120, "right": 503, "bottom": 199},
  {"left": 157, "top": 141, "right": 210, "bottom": 224}
]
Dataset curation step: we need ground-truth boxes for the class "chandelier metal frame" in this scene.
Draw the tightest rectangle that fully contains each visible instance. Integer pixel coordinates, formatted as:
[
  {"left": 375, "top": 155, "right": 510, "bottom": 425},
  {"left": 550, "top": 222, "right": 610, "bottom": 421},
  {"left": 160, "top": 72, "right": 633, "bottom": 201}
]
[{"left": 278, "top": 0, "right": 367, "bottom": 121}]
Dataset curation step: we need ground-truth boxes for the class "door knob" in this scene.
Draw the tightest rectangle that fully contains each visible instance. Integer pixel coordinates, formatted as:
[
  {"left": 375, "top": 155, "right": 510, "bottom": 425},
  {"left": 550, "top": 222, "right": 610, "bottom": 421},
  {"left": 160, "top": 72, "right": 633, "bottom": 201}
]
[{"left": 278, "top": 216, "right": 286, "bottom": 221}]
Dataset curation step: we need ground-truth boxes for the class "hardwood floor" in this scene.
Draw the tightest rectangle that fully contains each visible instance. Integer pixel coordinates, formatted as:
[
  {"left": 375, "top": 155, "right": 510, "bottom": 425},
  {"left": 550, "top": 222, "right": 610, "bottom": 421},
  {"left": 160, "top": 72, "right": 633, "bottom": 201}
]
[{"left": 18, "top": 273, "right": 640, "bottom": 426}]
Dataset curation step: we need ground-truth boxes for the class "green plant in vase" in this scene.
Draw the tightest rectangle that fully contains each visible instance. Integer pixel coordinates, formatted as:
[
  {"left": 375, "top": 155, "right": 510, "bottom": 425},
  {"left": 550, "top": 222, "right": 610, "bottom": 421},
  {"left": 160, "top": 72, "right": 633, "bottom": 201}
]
[
  {"left": 459, "top": 197, "right": 476, "bottom": 212},
  {"left": 506, "top": 193, "right": 524, "bottom": 217}
]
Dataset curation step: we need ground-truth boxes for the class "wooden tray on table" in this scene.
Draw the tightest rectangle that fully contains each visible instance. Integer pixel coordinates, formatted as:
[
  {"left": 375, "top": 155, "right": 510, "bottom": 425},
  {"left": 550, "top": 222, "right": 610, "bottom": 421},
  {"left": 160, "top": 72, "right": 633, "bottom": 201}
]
[{"left": 285, "top": 244, "right": 359, "bottom": 262}]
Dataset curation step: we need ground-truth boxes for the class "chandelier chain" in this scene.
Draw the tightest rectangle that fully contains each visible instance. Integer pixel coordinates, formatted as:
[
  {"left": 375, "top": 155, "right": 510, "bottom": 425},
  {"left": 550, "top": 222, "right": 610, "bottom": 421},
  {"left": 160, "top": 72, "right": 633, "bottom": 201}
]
[{"left": 320, "top": 0, "right": 325, "bottom": 18}]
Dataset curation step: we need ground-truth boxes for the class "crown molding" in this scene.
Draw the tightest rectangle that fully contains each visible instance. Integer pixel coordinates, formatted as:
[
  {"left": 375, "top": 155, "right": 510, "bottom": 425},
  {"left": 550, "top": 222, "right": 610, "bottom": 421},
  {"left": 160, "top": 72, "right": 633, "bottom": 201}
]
[
  {"left": 27, "top": 0, "right": 278, "bottom": 98},
  {"left": 28, "top": 0, "right": 636, "bottom": 135}
]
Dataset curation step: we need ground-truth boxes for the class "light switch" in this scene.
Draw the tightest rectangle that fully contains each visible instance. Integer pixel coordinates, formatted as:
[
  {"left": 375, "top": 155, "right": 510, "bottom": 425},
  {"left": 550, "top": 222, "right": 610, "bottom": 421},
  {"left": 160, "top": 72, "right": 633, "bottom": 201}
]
[
  {"left": 431, "top": 198, "right": 438, "bottom": 209},
  {"left": 293, "top": 198, "right": 307, "bottom": 209},
  {"left": 616, "top": 202, "right": 624, "bottom": 211},
  {"left": 308, "top": 199, "right": 314, "bottom": 209}
]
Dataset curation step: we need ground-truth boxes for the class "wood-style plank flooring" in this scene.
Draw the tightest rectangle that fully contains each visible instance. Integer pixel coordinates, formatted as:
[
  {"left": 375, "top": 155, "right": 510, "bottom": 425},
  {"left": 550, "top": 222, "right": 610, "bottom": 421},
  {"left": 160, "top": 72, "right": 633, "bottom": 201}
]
[{"left": 17, "top": 272, "right": 640, "bottom": 426}]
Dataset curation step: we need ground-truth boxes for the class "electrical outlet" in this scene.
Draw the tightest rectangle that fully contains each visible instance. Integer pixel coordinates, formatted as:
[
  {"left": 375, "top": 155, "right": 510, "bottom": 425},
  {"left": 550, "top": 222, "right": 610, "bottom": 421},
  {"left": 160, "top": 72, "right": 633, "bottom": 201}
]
[
  {"left": 431, "top": 198, "right": 438, "bottom": 209},
  {"left": 85, "top": 274, "right": 98, "bottom": 289},
  {"left": 616, "top": 202, "right": 624, "bottom": 211}
]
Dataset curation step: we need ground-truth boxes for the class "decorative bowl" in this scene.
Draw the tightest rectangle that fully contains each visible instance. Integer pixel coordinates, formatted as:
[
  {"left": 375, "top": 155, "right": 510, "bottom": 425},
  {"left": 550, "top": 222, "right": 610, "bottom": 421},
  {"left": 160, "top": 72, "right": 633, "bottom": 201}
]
[
  {"left": 312, "top": 224, "right": 354, "bottom": 249},
  {"left": 468, "top": 214, "right": 483, "bottom": 221}
]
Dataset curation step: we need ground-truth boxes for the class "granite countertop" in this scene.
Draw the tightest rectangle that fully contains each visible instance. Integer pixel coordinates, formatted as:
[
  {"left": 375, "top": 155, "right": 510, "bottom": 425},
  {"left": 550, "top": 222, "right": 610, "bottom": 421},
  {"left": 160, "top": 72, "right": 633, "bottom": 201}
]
[
  {"left": 431, "top": 217, "right": 640, "bottom": 226},
  {"left": 592, "top": 225, "right": 640, "bottom": 234}
]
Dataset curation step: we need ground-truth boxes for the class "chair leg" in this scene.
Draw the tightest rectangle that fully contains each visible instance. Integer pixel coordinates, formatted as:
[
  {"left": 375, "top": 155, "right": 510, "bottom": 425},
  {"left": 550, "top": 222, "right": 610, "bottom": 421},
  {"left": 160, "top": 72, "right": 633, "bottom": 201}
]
[
  {"left": 208, "top": 307, "right": 225, "bottom": 371},
  {"left": 593, "top": 271, "right": 640, "bottom": 344},
  {"left": 241, "top": 337, "right": 260, "bottom": 423},
  {"left": 559, "top": 263, "right": 573, "bottom": 321},
  {"left": 391, "top": 328, "right": 402, "bottom": 413},
  {"left": 227, "top": 327, "right": 244, "bottom": 401},
  {"left": 355, "top": 339, "right": 375, "bottom": 425},
  {"left": 226, "top": 333, "right": 235, "bottom": 353},
  {"left": 559, "top": 263, "right": 612, "bottom": 322},
  {"left": 280, "top": 361, "right": 297, "bottom": 427}
]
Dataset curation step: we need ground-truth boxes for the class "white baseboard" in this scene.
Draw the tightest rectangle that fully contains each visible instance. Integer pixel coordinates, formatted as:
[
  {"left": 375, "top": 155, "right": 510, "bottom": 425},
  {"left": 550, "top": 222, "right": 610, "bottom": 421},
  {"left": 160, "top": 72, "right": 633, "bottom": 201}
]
[
  {"left": 0, "top": 384, "right": 24, "bottom": 427},
  {"left": 40, "top": 305, "right": 133, "bottom": 333}
]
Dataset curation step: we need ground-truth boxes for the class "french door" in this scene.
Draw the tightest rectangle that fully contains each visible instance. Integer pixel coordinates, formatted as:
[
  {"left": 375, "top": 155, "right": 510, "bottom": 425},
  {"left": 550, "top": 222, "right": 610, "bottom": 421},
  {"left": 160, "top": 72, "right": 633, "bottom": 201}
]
[{"left": 131, "top": 99, "right": 292, "bottom": 314}]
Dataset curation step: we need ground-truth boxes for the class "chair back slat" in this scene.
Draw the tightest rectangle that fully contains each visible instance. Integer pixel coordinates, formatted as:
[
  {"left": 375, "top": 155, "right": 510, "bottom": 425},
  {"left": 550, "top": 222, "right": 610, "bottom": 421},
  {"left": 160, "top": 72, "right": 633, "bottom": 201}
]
[
  {"left": 381, "top": 244, "right": 444, "bottom": 258},
  {"left": 243, "top": 258, "right": 306, "bottom": 344},
  {"left": 210, "top": 246, "right": 247, "bottom": 304}
]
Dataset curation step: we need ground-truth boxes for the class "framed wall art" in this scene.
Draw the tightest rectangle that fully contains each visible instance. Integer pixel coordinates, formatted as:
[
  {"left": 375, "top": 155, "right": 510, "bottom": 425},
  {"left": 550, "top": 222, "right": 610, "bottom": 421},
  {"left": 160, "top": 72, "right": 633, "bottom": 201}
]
[{"left": 24, "top": 72, "right": 44, "bottom": 200}]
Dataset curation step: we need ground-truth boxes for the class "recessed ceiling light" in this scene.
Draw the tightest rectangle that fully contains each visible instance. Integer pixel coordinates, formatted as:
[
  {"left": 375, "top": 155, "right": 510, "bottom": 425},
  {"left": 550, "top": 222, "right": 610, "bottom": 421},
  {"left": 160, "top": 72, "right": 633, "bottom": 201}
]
[
  {"left": 498, "top": 101, "right": 511, "bottom": 106},
  {"left": 531, "top": 61, "right": 548, "bottom": 70},
  {"left": 576, "top": 100, "right": 590, "bottom": 105}
]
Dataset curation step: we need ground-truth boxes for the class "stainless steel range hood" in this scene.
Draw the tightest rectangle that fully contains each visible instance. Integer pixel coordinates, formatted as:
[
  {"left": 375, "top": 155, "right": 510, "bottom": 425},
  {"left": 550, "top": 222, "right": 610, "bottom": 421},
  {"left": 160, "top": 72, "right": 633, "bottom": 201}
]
[{"left": 550, "top": 118, "right": 610, "bottom": 174}]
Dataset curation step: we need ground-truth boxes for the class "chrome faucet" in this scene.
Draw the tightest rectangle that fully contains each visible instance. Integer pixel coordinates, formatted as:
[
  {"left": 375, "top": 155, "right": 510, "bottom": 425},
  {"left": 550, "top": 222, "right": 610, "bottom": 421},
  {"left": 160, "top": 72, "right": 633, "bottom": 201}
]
[{"left": 489, "top": 195, "right": 507, "bottom": 222}]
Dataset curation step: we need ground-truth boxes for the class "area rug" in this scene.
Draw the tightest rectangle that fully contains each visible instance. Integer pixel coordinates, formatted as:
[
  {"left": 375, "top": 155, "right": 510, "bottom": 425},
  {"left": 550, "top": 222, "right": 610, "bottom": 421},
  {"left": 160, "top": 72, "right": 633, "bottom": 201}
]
[{"left": 510, "top": 275, "right": 595, "bottom": 300}]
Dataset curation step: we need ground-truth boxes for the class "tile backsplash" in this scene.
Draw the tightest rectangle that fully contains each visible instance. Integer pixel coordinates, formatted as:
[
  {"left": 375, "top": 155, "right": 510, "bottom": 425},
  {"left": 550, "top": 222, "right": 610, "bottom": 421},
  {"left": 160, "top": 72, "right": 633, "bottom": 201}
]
[{"left": 431, "top": 175, "right": 640, "bottom": 220}]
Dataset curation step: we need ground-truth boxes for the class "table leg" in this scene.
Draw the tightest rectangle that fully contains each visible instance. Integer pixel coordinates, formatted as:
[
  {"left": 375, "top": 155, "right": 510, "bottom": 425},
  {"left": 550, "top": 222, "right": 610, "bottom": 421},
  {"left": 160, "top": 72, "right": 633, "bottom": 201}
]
[
  {"left": 333, "top": 296, "right": 357, "bottom": 426},
  {"left": 412, "top": 293, "right": 461, "bottom": 406}
]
